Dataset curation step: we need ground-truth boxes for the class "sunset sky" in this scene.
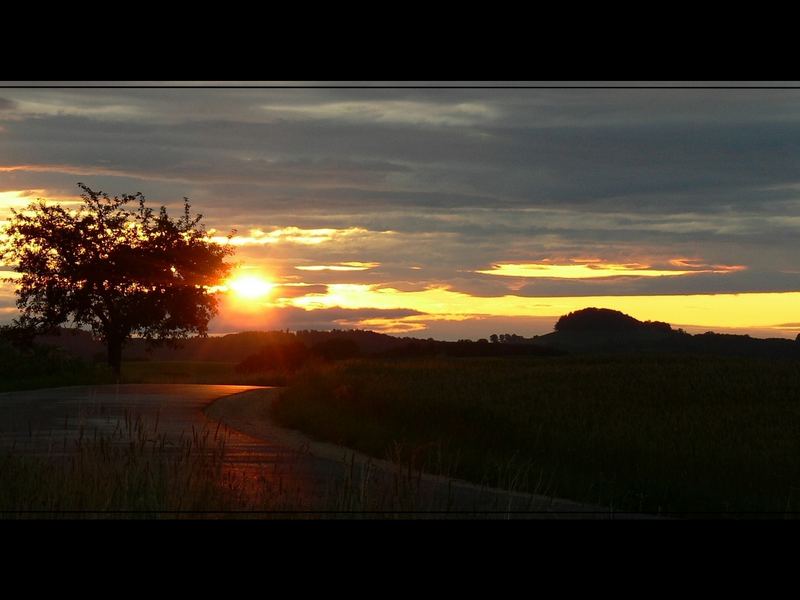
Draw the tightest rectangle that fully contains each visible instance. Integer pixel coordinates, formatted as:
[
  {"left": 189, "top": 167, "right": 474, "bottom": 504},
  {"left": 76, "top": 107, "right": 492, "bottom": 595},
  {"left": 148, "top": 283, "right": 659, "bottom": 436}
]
[{"left": 1, "top": 83, "right": 799, "bottom": 339}]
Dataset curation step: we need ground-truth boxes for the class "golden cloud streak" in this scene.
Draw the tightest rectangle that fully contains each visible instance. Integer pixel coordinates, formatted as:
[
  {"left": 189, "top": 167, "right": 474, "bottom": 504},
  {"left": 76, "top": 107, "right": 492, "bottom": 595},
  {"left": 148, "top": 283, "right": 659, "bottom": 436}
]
[
  {"left": 0, "top": 164, "right": 138, "bottom": 179},
  {"left": 209, "top": 226, "right": 372, "bottom": 246},
  {"left": 295, "top": 262, "right": 380, "bottom": 271},
  {"left": 477, "top": 260, "right": 747, "bottom": 279}
]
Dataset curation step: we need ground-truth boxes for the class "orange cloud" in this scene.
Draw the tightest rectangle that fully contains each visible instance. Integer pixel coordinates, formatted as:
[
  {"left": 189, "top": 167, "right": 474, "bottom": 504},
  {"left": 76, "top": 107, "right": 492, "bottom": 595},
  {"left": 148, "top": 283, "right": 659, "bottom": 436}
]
[{"left": 668, "top": 257, "right": 747, "bottom": 272}]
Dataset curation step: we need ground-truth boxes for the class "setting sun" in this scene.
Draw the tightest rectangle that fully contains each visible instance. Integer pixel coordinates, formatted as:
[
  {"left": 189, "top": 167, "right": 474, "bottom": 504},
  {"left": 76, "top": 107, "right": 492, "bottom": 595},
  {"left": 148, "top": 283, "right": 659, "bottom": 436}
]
[{"left": 226, "top": 274, "right": 275, "bottom": 301}]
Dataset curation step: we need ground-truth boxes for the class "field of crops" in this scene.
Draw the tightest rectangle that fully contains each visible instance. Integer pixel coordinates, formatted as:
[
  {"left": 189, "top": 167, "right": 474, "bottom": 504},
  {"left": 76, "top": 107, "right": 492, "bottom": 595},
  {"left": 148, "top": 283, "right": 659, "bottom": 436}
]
[{"left": 272, "top": 354, "right": 800, "bottom": 514}]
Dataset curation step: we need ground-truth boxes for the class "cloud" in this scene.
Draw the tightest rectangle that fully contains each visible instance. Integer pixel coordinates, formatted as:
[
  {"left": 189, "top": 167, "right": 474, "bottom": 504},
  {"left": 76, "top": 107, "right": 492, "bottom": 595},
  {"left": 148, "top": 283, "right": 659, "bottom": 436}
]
[
  {"left": 261, "top": 100, "right": 500, "bottom": 127},
  {"left": 3, "top": 111, "right": 798, "bottom": 235},
  {"left": 209, "top": 226, "right": 381, "bottom": 247},
  {"left": 510, "top": 269, "right": 800, "bottom": 297},
  {"left": 6, "top": 104, "right": 800, "bottom": 217},
  {"left": 209, "top": 305, "right": 426, "bottom": 334},
  {"left": 295, "top": 262, "right": 380, "bottom": 272},
  {"left": 0, "top": 98, "right": 17, "bottom": 111},
  {"left": 476, "top": 259, "right": 747, "bottom": 280}
]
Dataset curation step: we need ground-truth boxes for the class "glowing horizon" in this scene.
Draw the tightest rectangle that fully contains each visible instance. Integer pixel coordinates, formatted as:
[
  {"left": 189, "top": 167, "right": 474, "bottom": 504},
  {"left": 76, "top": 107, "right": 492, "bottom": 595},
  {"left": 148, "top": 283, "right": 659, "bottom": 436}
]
[{"left": 284, "top": 284, "right": 800, "bottom": 334}]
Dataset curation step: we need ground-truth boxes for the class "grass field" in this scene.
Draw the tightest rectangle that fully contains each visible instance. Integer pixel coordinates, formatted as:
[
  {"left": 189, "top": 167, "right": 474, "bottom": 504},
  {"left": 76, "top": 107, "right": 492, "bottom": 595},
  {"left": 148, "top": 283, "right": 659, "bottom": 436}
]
[{"left": 271, "top": 354, "right": 800, "bottom": 515}]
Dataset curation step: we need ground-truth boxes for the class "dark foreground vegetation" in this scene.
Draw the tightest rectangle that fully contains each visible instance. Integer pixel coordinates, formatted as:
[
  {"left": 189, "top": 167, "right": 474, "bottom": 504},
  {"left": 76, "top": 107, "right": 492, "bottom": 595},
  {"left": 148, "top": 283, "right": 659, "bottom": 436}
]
[
  {"left": 0, "top": 338, "right": 105, "bottom": 392},
  {"left": 0, "top": 340, "right": 280, "bottom": 392},
  {"left": 4, "top": 307, "right": 800, "bottom": 516},
  {"left": 272, "top": 354, "right": 800, "bottom": 515}
]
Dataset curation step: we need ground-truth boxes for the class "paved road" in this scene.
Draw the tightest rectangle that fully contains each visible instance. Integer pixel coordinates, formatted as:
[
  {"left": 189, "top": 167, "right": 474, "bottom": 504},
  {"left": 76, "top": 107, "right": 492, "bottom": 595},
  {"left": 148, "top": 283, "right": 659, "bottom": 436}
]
[{"left": 0, "top": 384, "right": 635, "bottom": 517}]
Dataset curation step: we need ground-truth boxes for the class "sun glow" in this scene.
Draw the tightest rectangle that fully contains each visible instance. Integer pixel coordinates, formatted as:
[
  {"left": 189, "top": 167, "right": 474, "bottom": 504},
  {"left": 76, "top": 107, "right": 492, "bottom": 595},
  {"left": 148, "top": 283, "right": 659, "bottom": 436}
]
[{"left": 226, "top": 274, "right": 275, "bottom": 301}]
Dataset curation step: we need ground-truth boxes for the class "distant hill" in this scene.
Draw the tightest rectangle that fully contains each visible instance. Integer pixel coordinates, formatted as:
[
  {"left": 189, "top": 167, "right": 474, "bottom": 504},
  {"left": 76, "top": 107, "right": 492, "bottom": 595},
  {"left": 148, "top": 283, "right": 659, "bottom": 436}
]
[
  {"left": 532, "top": 307, "right": 800, "bottom": 358},
  {"left": 554, "top": 307, "right": 672, "bottom": 334}
]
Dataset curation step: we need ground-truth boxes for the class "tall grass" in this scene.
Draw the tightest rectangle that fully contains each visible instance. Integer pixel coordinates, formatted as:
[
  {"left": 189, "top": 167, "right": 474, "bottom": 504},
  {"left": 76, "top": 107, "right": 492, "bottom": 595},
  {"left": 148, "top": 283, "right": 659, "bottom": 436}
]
[{"left": 271, "top": 354, "right": 800, "bottom": 514}]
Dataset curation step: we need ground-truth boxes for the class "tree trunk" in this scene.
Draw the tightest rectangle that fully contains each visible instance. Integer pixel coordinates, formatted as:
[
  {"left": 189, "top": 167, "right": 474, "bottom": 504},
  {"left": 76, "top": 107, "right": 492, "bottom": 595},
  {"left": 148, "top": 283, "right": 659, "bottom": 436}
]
[{"left": 107, "top": 335, "right": 123, "bottom": 381}]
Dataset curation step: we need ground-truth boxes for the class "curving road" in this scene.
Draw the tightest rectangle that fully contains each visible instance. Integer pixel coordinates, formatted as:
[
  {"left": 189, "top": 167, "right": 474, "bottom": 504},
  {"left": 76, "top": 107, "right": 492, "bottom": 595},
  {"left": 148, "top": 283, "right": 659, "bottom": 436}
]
[{"left": 0, "top": 384, "right": 632, "bottom": 517}]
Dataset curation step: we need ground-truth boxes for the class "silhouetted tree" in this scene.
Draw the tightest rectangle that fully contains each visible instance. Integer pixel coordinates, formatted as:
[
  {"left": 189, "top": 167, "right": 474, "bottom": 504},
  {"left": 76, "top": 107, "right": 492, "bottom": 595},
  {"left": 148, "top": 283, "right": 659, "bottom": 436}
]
[
  {"left": 0, "top": 184, "right": 234, "bottom": 378},
  {"left": 495, "top": 333, "right": 528, "bottom": 344}
]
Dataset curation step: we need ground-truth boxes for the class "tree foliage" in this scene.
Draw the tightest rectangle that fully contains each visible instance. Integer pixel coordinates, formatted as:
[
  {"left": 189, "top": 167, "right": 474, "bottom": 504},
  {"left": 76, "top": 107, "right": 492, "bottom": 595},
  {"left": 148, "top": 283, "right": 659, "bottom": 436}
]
[{"left": 0, "top": 184, "right": 234, "bottom": 376}]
